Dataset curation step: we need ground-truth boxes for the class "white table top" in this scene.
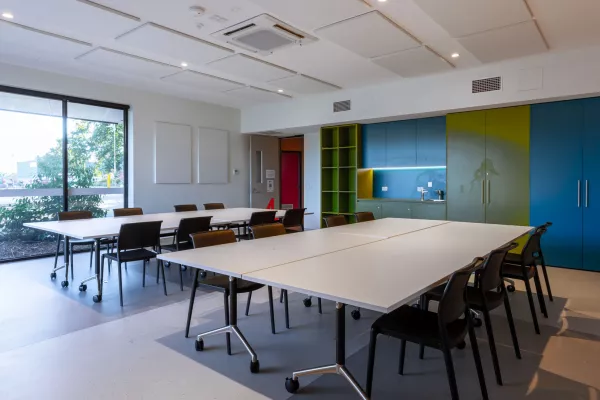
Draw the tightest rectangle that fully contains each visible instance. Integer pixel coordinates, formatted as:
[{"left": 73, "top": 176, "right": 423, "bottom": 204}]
[
  {"left": 242, "top": 222, "right": 533, "bottom": 313},
  {"left": 24, "top": 208, "right": 286, "bottom": 240},
  {"left": 158, "top": 228, "right": 384, "bottom": 278},
  {"left": 325, "top": 218, "right": 450, "bottom": 239}
]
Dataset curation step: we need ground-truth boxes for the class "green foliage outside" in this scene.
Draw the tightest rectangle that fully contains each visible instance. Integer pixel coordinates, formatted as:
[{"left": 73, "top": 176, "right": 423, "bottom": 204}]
[{"left": 0, "top": 121, "right": 124, "bottom": 241}]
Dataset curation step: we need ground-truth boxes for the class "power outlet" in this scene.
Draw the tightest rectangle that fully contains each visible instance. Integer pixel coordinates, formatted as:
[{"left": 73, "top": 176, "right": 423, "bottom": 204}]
[
  {"left": 382, "top": 186, "right": 388, "bottom": 192},
  {"left": 428, "top": 182, "right": 433, "bottom": 188}
]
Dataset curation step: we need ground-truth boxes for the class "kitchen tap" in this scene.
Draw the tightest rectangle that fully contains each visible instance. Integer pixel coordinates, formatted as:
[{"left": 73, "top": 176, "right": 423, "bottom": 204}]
[{"left": 420, "top": 188, "right": 428, "bottom": 201}]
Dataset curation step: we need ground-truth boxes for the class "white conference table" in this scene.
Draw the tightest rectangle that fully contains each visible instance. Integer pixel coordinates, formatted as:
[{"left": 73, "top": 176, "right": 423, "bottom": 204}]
[
  {"left": 158, "top": 219, "right": 532, "bottom": 399},
  {"left": 23, "top": 208, "right": 292, "bottom": 301}
]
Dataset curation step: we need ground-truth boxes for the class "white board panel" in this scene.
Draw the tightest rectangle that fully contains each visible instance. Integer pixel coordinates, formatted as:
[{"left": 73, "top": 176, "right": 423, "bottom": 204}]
[
  {"left": 198, "top": 128, "right": 229, "bottom": 184},
  {"left": 155, "top": 122, "right": 192, "bottom": 184}
]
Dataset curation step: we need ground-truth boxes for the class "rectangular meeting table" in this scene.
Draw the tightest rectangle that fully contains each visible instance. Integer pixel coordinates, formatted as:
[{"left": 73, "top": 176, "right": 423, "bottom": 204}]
[
  {"left": 158, "top": 219, "right": 532, "bottom": 398},
  {"left": 24, "top": 208, "right": 291, "bottom": 302}
]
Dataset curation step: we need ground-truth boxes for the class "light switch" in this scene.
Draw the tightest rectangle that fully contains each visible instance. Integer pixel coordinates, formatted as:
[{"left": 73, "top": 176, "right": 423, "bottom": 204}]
[
  {"left": 428, "top": 182, "right": 433, "bottom": 188},
  {"left": 382, "top": 186, "right": 388, "bottom": 192}
]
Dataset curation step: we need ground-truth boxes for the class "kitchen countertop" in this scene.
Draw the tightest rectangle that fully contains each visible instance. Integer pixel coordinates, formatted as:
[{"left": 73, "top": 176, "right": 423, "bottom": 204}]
[{"left": 357, "top": 198, "right": 446, "bottom": 204}]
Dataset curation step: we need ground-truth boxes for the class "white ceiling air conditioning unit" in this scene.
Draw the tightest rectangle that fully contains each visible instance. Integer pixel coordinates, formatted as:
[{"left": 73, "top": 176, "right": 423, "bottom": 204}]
[{"left": 212, "top": 14, "right": 316, "bottom": 55}]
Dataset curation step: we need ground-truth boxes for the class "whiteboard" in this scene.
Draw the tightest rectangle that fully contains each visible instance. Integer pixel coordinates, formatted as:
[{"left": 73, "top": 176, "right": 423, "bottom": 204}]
[
  {"left": 198, "top": 127, "right": 229, "bottom": 184},
  {"left": 154, "top": 122, "right": 192, "bottom": 184}
]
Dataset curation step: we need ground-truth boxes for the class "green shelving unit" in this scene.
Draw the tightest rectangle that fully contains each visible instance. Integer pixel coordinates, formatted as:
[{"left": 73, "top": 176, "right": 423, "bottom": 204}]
[{"left": 320, "top": 124, "right": 361, "bottom": 227}]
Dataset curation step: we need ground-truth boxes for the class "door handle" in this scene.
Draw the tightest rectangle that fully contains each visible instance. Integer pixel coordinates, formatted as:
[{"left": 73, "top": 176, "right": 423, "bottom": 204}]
[
  {"left": 487, "top": 180, "right": 491, "bottom": 204},
  {"left": 586, "top": 180, "right": 589, "bottom": 208},
  {"left": 481, "top": 179, "right": 485, "bottom": 204},
  {"left": 578, "top": 180, "right": 581, "bottom": 208}
]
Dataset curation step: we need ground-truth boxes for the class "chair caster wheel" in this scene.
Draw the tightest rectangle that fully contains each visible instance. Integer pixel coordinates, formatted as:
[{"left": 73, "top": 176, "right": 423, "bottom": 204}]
[
  {"left": 456, "top": 340, "right": 466, "bottom": 350},
  {"left": 303, "top": 298, "right": 312, "bottom": 307},
  {"left": 180, "top": 265, "right": 187, "bottom": 271},
  {"left": 50, "top": 272, "right": 57, "bottom": 280},
  {"left": 507, "top": 285, "right": 516, "bottom": 293},
  {"left": 351, "top": 309, "right": 361, "bottom": 320},
  {"left": 285, "top": 377, "right": 299, "bottom": 393},
  {"left": 79, "top": 284, "right": 87, "bottom": 292},
  {"left": 250, "top": 359, "right": 260, "bottom": 373},
  {"left": 412, "top": 303, "right": 420, "bottom": 308},
  {"left": 165, "top": 262, "right": 171, "bottom": 268},
  {"left": 195, "top": 339, "right": 204, "bottom": 351},
  {"left": 473, "top": 318, "right": 483, "bottom": 328},
  {"left": 200, "top": 271, "right": 207, "bottom": 279},
  {"left": 61, "top": 280, "right": 69, "bottom": 288},
  {"left": 93, "top": 295, "right": 102, "bottom": 303}
]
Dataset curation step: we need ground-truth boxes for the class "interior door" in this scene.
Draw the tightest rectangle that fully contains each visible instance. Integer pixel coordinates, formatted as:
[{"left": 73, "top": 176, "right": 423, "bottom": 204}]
[
  {"left": 484, "top": 106, "right": 530, "bottom": 226},
  {"left": 446, "top": 111, "right": 486, "bottom": 223},
  {"left": 281, "top": 152, "right": 301, "bottom": 209},
  {"left": 583, "top": 98, "right": 600, "bottom": 271},
  {"left": 249, "top": 135, "right": 280, "bottom": 209}
]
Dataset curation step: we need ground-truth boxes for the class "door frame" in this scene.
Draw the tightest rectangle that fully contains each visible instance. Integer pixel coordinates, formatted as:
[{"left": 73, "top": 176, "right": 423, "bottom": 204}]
[{"left": 280, "top": 150, "right": 303, "bottom": 209}]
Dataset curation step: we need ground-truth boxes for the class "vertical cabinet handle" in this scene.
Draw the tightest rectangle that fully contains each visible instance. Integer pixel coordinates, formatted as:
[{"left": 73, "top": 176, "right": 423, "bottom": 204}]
[
  {"left": 586, "top": 180, "right": 589, "bottom": 208},
  {"left": 578, "top": 180, "right": 581, "bottom": 208},
  {"left": 482, "top": 180, "right": 485, "bottom": 204},
  {"left": 487, "top": 180, "right": 491, "bottom": 204}
]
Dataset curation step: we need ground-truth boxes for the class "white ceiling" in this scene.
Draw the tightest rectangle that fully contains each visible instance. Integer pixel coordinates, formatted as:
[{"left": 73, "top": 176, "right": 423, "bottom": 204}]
[{"left": 0, "top": 0, "right": 598, "bottom": 109}]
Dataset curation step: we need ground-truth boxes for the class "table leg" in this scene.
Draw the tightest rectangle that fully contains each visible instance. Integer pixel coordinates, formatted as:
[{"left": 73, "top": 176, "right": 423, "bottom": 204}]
[
  {"left": 194, "top": 276, "right": 260, "bottom": 373},
  {"left": 78, "top": 239, "right": 101, "bottom": 299},
  {"left": 285, "top": 303, "right": 369, "bottom": 400},
  {"left": 59, "top": 236, "right": 70, "bottom": 288}
]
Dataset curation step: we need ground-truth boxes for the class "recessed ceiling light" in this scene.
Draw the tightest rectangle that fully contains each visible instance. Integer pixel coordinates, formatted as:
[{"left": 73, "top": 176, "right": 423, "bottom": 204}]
[
  {"left": 2, "top": 12, "right": 14, "bottom": 19},
  {"left": 378, "top": 0, "right": 387, "bottom": 2},
  {"left": 451, "top": 53, "right": 460, "bottom": 58},
  {"left": 181, "top": 62, "right": 188, "bottom": 67},
  {"left": 277, "top": 89, "right": 284, "bottom": 93}
]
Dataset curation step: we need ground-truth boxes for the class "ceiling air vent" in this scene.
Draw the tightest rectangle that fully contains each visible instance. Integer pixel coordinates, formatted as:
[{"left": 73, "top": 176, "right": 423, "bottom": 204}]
[
  {"left": 212, "top": 14, "right": 316, "bottom": 55},
  {"left": 472, "top": 77, "right": 502, "bottom": 94},
  {"left": 333, "top": 100, "right": 351, "bottom": 113}
]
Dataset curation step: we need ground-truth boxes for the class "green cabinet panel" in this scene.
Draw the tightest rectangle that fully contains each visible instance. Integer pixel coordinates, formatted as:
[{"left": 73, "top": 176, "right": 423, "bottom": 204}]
[
  {"left": 386, "top": 121, "right": 417, "bottom": 167},
  {"left": 356, "top": 200, "right": 383, "bottom": 219},
  {"left": 411, "top": 203, "right": 447, "bottom": 220},
  {"left": 447, "top": 111, "right": 486, "bottom": 223},
  {"left": 381, "top": 201, "right": 412, "bottom": 218}
]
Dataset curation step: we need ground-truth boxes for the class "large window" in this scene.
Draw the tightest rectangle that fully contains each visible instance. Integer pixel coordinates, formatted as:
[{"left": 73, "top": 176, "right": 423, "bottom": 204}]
[{"left": 0, "top": 86, "right": 128, "bottom": 262}]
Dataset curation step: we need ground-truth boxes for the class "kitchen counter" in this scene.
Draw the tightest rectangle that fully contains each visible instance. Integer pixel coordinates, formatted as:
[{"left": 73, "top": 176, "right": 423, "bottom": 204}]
[
  {"left": 356, "top": 198, "right": 447, "bottom": 220},
  {"left": 358, "top": 198, "right": 446, "bottom": 204}
]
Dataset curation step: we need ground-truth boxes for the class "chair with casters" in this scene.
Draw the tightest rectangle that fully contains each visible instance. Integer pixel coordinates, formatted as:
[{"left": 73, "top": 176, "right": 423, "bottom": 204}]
[
  {"left": 185, "top": 230, "right": 277, "bottom": 346},
  {"left": 160, "top": 216, "right": 212, "bottom": 290},
  {"left": 282, "top": 208, "right": 306, "bottom": 233},
  {"left": 174, "top": 204, "right": 198, "bottom": 212},
  {"left": 366, "top": 261, "right": 488, "bottom": 400},
  {"left": 250, "top": 223, "right": 292, "bottom": 327},
  {"left": 239, "top": 211, "right": 277, "bottom": 240},
  {"left": 203, "top": 203, "right": 240, "bottom": 232},
  {"left": 501, "top": 226, "right": 549, "bottom": 335},
  {"left": 113, "top": 207, "right": 143, "bottom": 217},
  {"left": 423, "top": 243, "right": 522, "bottom": 386},
  {"left": 51, "top": 210, "right": 95, "bottom": 283},
  {"left": 323, "top": 214, "right": 348, "bottom": 228},
  {"left": 504, "top": 222, "right": 553, "bottom": 302},
  {"left": 203, "top": 203, "right": 225, "bottom": 210},
  {"left": 354, "top": 211, "right": 375, "bottom": 223},
  {"left": 101, "top": 221, "right": 166, "bottom": 307}
]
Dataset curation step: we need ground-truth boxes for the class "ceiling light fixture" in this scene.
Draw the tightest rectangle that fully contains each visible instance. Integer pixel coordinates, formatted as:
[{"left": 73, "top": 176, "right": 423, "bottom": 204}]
[
  {"left": 181, "top": 62, "right": 188, "bottom": 67},
  {"left": 277, "top": 89, "right": 284, "bottom": 93},
  {"left": 2, "top": 12, "right": 14, "bottom": 19},
  {"left": 378, "top": 0, "right": 387, "bottom": 2},
  {"left": 451, "top": 53, "right": 460, "bottom": 58}
]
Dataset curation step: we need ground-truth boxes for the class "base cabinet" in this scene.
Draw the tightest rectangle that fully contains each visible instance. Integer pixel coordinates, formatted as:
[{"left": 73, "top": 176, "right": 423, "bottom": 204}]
[{"left": 357, "top": 200, "right": 446, "bottom": 221}]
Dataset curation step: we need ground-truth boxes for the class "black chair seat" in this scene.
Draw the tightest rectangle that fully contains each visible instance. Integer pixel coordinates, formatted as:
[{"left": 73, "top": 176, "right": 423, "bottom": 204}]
[
  {"left": 502, "top": 264, "right": 535, "bottom": 279},
  {"left": 426, "top": 284, "right": 504, "bottom": 311},
  {"left": 161, "top": 242, "right": 194, "bottom": 252},
  {"left": 103, "top": 249, "right": 157, "bottom": 262},
  {"left": 198, "top": 274, "right": 264, "bottom": 294},
  {"left": 372, "top": 305, "right": 468, "bottom": 349},
  {"left": 504, "top": 252, "right": 523, "bottom": 264}
]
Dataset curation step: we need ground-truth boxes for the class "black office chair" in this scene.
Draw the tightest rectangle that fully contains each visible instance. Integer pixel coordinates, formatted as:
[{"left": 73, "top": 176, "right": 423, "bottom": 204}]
[
  {"left": 354, "top": 211, "right": 375, "bottom": 223},
  {"left": 501, "top": 226, "right": 548, "bottom": 334},
  {"left": 186, "top": 230, "right": 277, "bottom": 349},
  {"left": 282, "top": 208, "right": 306, "bottom": 233},
  {"left": 160, "top": 216, "right": 212, "bottom": 290},
  {"left": 174, "top": 204, "right": 198, "bottom": 212},
  {"left": 323, "top": 214, "right": 347, "bottom": 227},
  {"left": 113, "top": 207, "right": 143, "bottom": 217},
  {"left": 423, "top": 243, "right": 521, "bottom": 386},
  {"left": 101, "top": 221, "right": 165, "bottom": 307},
  {"left": 52, "top": 210, "right": 94, "bottom": 281},
  {"left": 239, "top": 211, "right": 277, "bottom": 240},
  {"left": 504, "top": 222, "right": 554, "bottom": 302},
  {"left": 204, "top": 203, "right": 225, "bottom": 210},
  {"left": 366, "top": 261, "right": 488, "bottom": 400}
]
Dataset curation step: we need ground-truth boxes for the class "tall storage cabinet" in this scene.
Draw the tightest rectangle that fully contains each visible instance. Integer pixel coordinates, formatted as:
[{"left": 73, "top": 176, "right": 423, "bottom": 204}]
[
  {"left": 531, "top": 99, "right": 600, "bottom": 271},
  {"left": 447, "top": 106, "right": 530, "bottom": 226}
]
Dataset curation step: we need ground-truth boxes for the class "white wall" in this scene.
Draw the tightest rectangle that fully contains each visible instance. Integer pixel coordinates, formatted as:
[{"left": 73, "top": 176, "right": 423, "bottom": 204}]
[
  {"left": 241, "top": 45, "right": 600, "bottom": 133},
  {"left": 0, "top": 62, "right": 246, "bottom": 213},
  {"left": 303, "top": 131, "right": 321, "bottom": 230}
]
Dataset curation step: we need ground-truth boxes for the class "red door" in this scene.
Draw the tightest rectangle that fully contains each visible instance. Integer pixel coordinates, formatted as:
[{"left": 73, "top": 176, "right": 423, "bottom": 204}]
[{"left": 281, "top": 152, "right": 301, "bottom": 209}]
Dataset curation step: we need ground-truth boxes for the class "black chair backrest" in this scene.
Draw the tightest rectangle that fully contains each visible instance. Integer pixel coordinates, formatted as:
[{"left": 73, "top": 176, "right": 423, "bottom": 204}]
[
  {"left": 176, "top": 216, "right": 212, "bottom": 244},
  {"left": 204, "top": 203, "right": 225, "bottom": 210},
  {"left": 114, "top": 207, "right": 143, "bottom": 217},
  {"left": 191, "top": 229, "right": 236, "bottom": 248},
  {"left": 249, "top": 211, "right": 277, "bottom": 226},
  {"left": 324, "top": 215, "right": 347, "bottom": 227},
  {"left": 355, "top": 211, "right": 375, "bottom": 223},
  {"left": 174, "top": 204, "right": 198, "bottom": 212},
  {"left": 438, "top": 260, "right": 479, "bottom": 325},
  {"left": 478, "top": 242, "right": 518, "bottom": 292},
  {"left": 251, "top": 223, "right": 287, "bottom": 239},
  {"left": 521, "top": 227, "right": 545, "bottom": 266},
  {"left": 117, "top": 221, "right": 162, "bottom": 251},
  {"left": 282, "top": 208, "right": 306, "bottom": 229},
  {"left": 58, "top": 210, "right": 93, "bottom": 221}
]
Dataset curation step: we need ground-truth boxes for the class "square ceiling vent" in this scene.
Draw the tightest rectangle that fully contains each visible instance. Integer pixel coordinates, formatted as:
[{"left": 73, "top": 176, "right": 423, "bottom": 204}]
[{"left": 211, "top": 14, "right": 317, "bottom": 55}]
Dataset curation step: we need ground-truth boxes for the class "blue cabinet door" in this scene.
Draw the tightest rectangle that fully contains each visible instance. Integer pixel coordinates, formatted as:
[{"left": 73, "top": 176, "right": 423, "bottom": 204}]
[
  {"left": 386, "top": 120, "right": 417, "bottom": 167},
  {"left": 416, "top": 117, "right": 446, "bottom": 166},
  {"left": 362, "top": 123, "right": 386, "bottom": 168},
  {"left": 530, "top": 101, "right": 583, "bottom": 270},
  {"left": 583, "top": 98, "right": 600, "bottom": 271}
]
